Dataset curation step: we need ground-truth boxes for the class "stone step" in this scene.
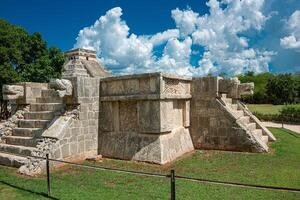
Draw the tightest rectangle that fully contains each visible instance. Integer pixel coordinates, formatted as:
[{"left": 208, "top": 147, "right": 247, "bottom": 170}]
[
  {"left": 247, "top": 123, "right": 256, "bottom": 131},
  {"left": 4, "top": 136, "right": 38, "bottom": 147},
  {"left": 224, "top": 98, "right": 232, "bottom": 104},
  {"left": 233, "top": 110, "right": 244, "bottom": 118},
  {"left": 36, "top": 97, "right": 63, "bottom": 103},
  {"left": 262, "top": 135, "right": 268, "bottom": 144},
  {"left": 230, "top": 104, "right": 238, "bottom": 110},
  {"left": 18, "top": 119, "right": 50, "bottom": 128},
  {"left": 12, "top": 128, "right": 43, "bottom": 137},
  {"left": 0, "top": 152, "right": 27, "bottom": 168},
  {"left": 253, "top": 129, "right": 263, "bottom": 138},
  {"left": 240, "top": 116, "right": 250, "bottom": 124},
  {"left": 24, "top": 111, "right": 55, "bottom": 120},
  {"left": 41, "top": 89, "right": 59, "bottom": 98},
  {"left": 0, "top": 144, "right": 36, "bottom": 156},
  {"left": 30, "top": 103, "right": 64, "bottom": 112}
]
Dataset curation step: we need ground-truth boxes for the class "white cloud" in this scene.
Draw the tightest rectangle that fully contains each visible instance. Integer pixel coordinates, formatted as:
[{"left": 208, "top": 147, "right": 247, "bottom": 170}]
[
  {"left": 280, "top": 10, "right": 300, "bottom": 51},
  {"left": 171, "top": 8, "right": 199, "bottom": 37},
  {"left": 190, "top": 0, "right": 274, "bottom": 75},
  {"left": 74, "top": 0, "right": 276, "bottom": 76},
  {"left": 148, "top": 29, "right": 179, "bottom": 46}
]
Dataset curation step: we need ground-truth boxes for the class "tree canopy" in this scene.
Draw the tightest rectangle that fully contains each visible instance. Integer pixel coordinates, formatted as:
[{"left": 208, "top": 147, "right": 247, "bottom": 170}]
[
  {"left": 239, "top": 71, "right": 300, "bottom": 105},
  {"left": 0, "top": 19, "right": 65, "bottom": 99}
]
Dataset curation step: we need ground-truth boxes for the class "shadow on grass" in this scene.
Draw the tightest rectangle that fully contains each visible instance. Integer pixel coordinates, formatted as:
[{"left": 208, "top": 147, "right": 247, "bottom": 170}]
[
  {"left": 0, "top": 180, "right": 59, "bottom": 200},
  {"left": 280, "top": 128, "right": 299, "bottom": 139}
]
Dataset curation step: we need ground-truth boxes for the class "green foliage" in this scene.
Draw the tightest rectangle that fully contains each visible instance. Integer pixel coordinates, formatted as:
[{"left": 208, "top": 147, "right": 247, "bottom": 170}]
[
  {"left": 266, "top": 74, "right": 297, "bottom": 104},
  {"left": 239, "top": 72, "right": 274, "bottom": 104},
  {"left": 0, "top": 19, "right": 64, "bottom": 100},
  {"left": 239, "top": 72, "right": 299, "bottom": 104},
  {"left": 279, "top": 104, "right": 300, "bottom": 123}
]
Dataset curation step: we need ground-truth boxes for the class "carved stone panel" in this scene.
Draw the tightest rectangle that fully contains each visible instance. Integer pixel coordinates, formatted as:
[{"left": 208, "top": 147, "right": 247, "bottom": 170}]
[
  {"left": 119, "top": 101, "right": 138, "bottom": 131},
  {"left": 163, "top": 78, "right": 190, "bottom": 95},
  {"left": 138, "top": 101, "right": 160, "bottom": 133},
  {"left": 99, "top": 102, "right": 114, "bottom": 132}
]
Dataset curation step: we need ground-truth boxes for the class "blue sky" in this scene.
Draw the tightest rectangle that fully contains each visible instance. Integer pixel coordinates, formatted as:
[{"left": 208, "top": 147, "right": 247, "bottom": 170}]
[
  {"left": 1, "top": 0, "right": 300, "bottom": 76},
  {"left": 0, "top": 0, "right": 208, "bottom": 50}
]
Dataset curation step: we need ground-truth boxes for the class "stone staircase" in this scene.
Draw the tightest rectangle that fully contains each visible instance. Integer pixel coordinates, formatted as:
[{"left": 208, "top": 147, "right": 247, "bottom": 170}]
[
  {"left": 220, "top": 94, "right": 269, "bottom": 146},
  {"left": 0, "top": 89, "right": 65, "bottom": 167},
  {"left": 63, "top": 60, "right": 89, "bottom": 77}
]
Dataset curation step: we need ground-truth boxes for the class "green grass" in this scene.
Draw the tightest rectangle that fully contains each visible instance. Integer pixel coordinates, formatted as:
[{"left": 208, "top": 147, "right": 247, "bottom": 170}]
[
  {"left": 0, "top": 128, "right": 300, "bottom": 199},
  {"left": 247, "top": 104, "right": 285, "bottom": 115}
]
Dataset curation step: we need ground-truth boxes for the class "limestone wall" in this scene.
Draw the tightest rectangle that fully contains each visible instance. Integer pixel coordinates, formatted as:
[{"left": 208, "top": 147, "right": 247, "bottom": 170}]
[
  {"left": 190, "top": 77, "right": 263, "bottom": 151},
  {"left": 99, "top": 73, "right": 194, "bottom": 164},
  {"left": 3, "top": 82, "right": 48, "bottom": 104},
  {"left": 43, "top": 76, "right": 100, "bottom": 161}
]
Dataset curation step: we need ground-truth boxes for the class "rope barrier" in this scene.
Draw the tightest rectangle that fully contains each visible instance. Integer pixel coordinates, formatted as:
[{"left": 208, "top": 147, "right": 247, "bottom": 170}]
[{"left": 1, "top": 150, "right": 299, "bottom": 194}]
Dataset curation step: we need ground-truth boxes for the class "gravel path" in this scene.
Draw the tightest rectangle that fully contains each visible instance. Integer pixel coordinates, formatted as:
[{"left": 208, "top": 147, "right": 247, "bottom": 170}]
[{"left": 262, "top": 121, "right": 300, "bottom": 134}]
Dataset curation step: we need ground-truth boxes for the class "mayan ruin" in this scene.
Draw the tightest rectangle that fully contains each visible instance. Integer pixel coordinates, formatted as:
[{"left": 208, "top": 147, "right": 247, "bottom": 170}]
[{"left": 0, "top": 48, "right": 276, "bottom": 175}]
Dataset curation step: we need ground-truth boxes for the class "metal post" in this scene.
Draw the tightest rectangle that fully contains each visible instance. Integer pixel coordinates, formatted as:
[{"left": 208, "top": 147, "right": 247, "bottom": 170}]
[
  {"left": 46, "top": 153, "right": 51, "bottom": 197},
  {"left": 170, "top": 169, "right": 175, "bottom": 200}
]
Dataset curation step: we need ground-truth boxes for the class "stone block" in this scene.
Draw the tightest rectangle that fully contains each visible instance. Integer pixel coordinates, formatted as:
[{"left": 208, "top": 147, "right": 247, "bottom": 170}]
[
  {"left": 99, "top": 102, "right": 114, "bottom": 131},
  {"left": 119, "top": 101, "right": 137, "bottom": 131},
  {"left": 79, "top": 112, "right": 88, "bottom": 120},
  {"left": 78, "top": 141, "right": 84, "bottom": 153},
  {"left": 70, "top": 143, "right": 77, "bottom": 155},
  {"left": 139, "top": 78, "right": 150, "bottom": 94},
  {"left": 160, "top": 100, "right": 183, "bottom": 132},
  {"left": 61, "top": 144, "right": 70, "bottom": 158},
  {"left": 138, "top": 101, "right": 160, "bottom": 133},
  {"left": 183, "top": 100, "right": 190, "bottom": 127}
]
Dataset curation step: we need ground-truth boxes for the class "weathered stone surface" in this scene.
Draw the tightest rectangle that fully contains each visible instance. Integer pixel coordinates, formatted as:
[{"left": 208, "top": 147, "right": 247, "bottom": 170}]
[
  {"left": 219, "top": 77, "right": 254, "bottom": 99},
  {"left": 190, "top": 77, "right": 272, "bottom": 152},
  {"left": 2, "top": 85, "right": 24, "bottom": 100},
  {"left": 63, "top": 48, "right": 111, "bottom": 78},
  {"left": 0, "top": 48, "right": 273, "bottom": 175},
  {"left": 138, "top": 101, "right": 160, "bottom": 133},
  {"left": 99, "top": 72, "right": 194, "bottom": 164},
  {"left": 49, "top": 79, "right": 73, "bottom": 97}
]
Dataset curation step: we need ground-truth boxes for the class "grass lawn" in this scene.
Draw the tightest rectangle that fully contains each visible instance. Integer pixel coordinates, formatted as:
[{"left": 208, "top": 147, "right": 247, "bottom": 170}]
[
  {"left": 0, "top": 128, "right": 299, "bottom": 199},
  {"left": 247, "top": 104, "right": 284, "bottom": 115}
]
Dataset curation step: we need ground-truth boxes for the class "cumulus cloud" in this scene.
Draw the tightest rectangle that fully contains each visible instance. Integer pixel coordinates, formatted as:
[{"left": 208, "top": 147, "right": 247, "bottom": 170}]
[
  {"left": 280, "top": 10, "right": 300, "bottom": 51},
  {"left": 74, "top": 0, "right": 276, "bottom": 76},
  {"left": 171, "top": 8, "right": 198, "bottom": 37}
]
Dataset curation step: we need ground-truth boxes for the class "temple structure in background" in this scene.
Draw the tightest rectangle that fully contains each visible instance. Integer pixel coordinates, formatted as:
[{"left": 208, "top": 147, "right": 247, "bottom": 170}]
[{"left": 0, "top": 48, "right": 275, "bottom": 175}]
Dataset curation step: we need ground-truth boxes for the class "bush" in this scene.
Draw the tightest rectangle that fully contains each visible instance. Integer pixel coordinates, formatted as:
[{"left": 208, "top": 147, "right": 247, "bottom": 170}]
[
  {"left": 279, "top": 104, "right": 300, "bottom": 123},
  {"left": 266, "top": 74, "right": 297, "bottom": 105},
  {"left": 239, "top": 72, "right": 273, "bottom": 104}
]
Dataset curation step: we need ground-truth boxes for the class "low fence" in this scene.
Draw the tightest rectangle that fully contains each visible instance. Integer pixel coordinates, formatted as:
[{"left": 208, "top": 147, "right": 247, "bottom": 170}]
[{"left": 0, "top": 151, "right": 300, "bottom": 199}]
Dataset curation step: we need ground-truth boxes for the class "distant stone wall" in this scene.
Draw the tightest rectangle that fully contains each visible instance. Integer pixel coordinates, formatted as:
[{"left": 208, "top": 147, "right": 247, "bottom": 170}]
[{"left": 99, "top": 73, "right": 194, "bottom": 164}]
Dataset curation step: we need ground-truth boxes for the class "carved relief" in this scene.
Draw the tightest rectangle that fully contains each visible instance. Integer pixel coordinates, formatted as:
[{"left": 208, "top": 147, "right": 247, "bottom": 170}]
[
  {"left": 2, "top": 85, "right": 24, "bottom": 100},
  {"left": 163, "top": 78, "right": 189, "bottom": 95},
  {"left": 119, "top": 101, "right": 138, "bottom": 131},
  {"left": 49, "top": 79, "right": 73, "bottom": 98}
]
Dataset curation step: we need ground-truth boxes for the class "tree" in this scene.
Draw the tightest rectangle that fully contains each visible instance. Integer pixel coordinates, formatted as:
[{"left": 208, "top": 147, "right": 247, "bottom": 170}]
[
  {"left": 0, "top": 19, "right": 65, "bottom": 99},
  {"left": 238, "top": 72, "right": 274, "bottom": 104},
  {"left": 266, "top": 74, "right": 297, "bottom": 105}
]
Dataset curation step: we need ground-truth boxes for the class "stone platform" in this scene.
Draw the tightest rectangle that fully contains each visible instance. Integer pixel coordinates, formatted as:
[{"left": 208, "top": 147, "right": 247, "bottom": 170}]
[{"left": 98, "top": 72, "right": 194, "bottom": 164}]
